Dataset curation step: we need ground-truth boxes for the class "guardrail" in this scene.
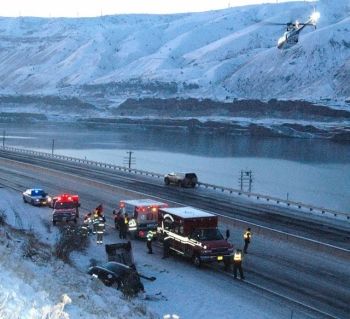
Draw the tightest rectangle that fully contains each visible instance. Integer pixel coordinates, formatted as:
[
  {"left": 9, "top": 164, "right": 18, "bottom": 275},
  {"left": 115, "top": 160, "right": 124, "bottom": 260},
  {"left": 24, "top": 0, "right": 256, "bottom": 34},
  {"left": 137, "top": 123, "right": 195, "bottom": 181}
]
[{"left": 1, "top": 145, "right": 349, "bottom": 221}]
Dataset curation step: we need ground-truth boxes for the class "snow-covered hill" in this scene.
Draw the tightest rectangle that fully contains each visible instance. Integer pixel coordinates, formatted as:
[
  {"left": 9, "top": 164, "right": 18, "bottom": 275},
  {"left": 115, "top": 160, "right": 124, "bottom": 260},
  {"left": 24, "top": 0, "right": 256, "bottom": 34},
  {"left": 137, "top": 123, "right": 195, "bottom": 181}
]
[{"left": 0, "top": 0, "right": 349, "bottom": 108}]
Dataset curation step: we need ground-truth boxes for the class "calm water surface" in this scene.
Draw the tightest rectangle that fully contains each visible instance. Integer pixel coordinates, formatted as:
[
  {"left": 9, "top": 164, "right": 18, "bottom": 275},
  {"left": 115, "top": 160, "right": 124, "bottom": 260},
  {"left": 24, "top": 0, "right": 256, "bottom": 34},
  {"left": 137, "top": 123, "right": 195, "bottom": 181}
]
[{"left": 1, "top": 122, "right": 349, "bottom": 212}]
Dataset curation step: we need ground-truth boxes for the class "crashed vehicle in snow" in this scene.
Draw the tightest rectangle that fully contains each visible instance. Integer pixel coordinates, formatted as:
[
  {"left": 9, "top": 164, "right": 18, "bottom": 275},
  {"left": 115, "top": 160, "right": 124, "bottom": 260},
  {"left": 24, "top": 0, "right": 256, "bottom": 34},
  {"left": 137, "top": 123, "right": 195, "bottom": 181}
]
[{"left": 88, "top": 242, "right": 155, "bottom": 296}]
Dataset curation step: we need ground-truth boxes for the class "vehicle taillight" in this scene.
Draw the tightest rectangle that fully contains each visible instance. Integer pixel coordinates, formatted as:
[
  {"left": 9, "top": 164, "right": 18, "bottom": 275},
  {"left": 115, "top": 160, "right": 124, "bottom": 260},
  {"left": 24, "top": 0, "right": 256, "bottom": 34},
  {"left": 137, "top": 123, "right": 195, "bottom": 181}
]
[
  {"left": 120, "top": 202, "right": 125, "bottom": 208},
  {"left": 151, "top": 207, "right": 158, "bottom": 212}
]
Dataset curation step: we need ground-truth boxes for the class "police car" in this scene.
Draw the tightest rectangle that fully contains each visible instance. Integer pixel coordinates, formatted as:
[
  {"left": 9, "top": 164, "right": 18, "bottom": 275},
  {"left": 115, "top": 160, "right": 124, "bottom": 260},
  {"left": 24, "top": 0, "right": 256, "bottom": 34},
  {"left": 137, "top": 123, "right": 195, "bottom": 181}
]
[{"left": 22, "top": 188, "right": 51, "bottom": 206}]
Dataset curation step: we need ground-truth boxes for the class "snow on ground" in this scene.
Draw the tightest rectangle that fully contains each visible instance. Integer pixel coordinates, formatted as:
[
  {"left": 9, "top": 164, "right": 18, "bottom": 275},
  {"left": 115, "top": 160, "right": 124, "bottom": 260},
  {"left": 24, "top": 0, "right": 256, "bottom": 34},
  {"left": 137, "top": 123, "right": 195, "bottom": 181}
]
[{"left": 0, "top": 187, "right": 314, "bottom": 319}]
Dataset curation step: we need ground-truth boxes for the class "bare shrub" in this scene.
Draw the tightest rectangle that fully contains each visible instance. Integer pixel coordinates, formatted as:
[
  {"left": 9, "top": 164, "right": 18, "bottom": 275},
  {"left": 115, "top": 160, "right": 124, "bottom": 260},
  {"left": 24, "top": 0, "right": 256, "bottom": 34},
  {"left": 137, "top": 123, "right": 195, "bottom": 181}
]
[
  {"left": 0, "top": 209, "right": 7, "bottom": 226},
  {"left": 54, "top": 225, "right": 90, "bottom": 264},
  {"left": 41, "top": 218, "right": 52, "bottom": 233},
  {"left": 22, "top": 230, "right": 51, "bottom": 263}
]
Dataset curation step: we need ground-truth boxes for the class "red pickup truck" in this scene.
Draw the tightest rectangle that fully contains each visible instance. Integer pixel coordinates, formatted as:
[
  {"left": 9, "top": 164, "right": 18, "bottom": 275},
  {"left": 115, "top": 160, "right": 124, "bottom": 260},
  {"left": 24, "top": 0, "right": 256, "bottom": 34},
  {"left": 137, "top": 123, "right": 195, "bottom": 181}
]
[{"left": 157, "top": 206, "right": 234, "bottom": 268}]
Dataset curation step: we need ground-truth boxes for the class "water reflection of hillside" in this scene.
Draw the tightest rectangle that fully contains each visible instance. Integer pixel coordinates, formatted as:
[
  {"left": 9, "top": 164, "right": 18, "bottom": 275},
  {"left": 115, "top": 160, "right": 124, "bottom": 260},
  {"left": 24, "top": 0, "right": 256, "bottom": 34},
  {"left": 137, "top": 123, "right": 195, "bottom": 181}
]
[{"left": 1, "top": 123, "right": 349, "bottom": 164}]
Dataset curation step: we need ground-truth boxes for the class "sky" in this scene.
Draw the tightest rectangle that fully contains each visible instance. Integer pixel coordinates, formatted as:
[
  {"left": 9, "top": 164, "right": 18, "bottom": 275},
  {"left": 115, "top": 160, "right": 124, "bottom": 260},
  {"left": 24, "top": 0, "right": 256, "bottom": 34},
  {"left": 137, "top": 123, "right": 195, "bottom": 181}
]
[{"left": 1, "top": 0, "right": 310, "bottom": 17}]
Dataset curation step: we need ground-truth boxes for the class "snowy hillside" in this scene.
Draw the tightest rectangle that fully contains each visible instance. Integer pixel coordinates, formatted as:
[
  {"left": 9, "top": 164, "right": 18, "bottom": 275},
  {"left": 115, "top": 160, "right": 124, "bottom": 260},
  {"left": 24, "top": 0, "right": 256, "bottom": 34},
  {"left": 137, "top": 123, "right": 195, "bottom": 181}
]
[{"left": 0, "top": 0, "right": 349, "bottom": 107}]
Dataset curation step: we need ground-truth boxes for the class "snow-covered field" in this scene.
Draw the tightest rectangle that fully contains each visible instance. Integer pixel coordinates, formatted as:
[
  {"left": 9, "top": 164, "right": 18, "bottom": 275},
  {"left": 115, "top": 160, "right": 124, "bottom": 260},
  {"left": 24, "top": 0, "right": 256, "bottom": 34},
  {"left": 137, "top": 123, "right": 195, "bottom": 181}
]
[
  {"left": 0, "top": 188, "right": 317, "bottom": 319},
  {"left": 0, "top": 0, "right": 349, "bottom": 106}
]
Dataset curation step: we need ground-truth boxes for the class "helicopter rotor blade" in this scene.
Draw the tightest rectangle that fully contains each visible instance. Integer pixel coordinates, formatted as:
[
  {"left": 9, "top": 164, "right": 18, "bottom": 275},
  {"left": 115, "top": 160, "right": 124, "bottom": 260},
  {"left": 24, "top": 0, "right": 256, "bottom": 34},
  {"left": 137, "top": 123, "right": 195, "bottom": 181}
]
[{"left": 263, "top": 22, "right": 291, "bottom": 26}]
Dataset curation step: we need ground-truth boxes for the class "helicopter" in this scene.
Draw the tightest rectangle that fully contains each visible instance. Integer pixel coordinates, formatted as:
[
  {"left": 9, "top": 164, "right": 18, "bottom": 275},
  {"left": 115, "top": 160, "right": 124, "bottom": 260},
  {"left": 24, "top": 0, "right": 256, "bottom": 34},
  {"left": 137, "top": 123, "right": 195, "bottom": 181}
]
[{"left": 269, "top": 11, "right": 320, "bottom": 49}]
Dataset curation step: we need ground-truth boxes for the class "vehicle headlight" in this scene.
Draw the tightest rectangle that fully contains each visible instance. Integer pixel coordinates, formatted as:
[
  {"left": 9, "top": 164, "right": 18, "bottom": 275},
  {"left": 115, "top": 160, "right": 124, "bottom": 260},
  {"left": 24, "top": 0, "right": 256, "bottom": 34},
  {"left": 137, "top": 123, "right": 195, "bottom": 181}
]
[
  {"left": 47, "top": 197, "right": 52, "bottom": 202},
  {"left": 35, "top": 199, "right": 40, "bottom": 202}
]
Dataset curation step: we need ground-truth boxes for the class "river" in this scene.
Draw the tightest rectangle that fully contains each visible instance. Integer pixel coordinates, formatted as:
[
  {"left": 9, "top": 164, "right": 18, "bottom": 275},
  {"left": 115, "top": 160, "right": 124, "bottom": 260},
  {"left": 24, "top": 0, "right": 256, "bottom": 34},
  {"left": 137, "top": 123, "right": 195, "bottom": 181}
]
[{"left": 1, "top": 122, "right": 349, "bottom": 213}]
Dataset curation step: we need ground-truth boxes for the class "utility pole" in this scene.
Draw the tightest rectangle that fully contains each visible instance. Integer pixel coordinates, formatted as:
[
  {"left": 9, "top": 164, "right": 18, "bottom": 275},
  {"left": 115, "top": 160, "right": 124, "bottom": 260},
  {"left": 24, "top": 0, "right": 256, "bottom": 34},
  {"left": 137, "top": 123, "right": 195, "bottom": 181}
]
[
  {"left": 123, "top": 151, "right": 135, "bottom": 169},
  {"left": 239, "top": 170, "right": 253, "bottom": 192},
  {"left": 2, "top": 130, "right": 5, "bottom": 148},
  {"left": 51, "top": 139, "right": 55, "bottom": 155}
]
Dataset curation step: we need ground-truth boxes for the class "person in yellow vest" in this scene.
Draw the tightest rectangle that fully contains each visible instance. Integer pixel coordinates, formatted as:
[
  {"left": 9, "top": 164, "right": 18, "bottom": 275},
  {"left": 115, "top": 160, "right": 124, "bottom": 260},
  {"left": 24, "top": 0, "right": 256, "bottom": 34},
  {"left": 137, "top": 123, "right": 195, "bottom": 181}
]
[
  {"left": 233, "top": 249, "right": 245, "bottom": 280},
  {"left": 243, "top": 227, "right": 252, "bottom": 254},
  {"left": 92, "top": 210, "right": 100, "bottom": 234}
]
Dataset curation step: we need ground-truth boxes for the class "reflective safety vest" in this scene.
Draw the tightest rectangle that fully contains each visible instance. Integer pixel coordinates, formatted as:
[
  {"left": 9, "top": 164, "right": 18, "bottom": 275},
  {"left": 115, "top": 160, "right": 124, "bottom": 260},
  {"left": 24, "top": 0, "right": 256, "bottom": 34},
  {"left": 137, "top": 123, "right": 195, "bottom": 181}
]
[
  {"left": 97, "top": 222, "right": 105, "bottom": 234},
  {"left": 244, "top": 230, "right": 251, "bottom": 240},
  {"left": 147, "top": 231, "right": 154, "bottom": 241},
  {"left": 234, "top": 251, "right": 242, "bottom": 262}
]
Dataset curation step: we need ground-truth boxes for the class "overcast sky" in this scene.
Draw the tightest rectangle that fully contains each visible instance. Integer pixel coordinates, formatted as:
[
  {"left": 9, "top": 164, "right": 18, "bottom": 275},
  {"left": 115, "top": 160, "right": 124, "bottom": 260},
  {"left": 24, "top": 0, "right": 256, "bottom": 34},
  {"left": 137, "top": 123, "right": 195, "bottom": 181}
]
[{"left": 2, "top": 0, "right": 309, "bottom": 17}]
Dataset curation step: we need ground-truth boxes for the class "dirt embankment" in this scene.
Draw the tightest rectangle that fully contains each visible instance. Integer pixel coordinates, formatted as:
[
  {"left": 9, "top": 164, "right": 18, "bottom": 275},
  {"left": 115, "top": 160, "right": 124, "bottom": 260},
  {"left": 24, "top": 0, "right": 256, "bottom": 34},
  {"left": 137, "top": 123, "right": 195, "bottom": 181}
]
[{"left": 113, "top": 98, "right": 350, "bottom": 121}]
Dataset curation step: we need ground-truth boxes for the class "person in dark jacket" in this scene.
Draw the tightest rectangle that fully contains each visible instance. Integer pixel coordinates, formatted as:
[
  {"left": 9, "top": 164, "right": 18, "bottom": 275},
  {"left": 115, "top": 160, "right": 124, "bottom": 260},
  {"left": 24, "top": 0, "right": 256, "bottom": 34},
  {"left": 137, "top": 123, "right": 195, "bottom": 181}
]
[
  {"left": 146, "top": 230, "right": 154, "bottom": 254},
  {"left": 120, "top": 213, "right": 129, "bottom": 239},
  {"left": 162, "top": 235, "right": 171, "bottom": 259},
  {"left": 243, "top": 227, "right": 252, "bottom": 253}
]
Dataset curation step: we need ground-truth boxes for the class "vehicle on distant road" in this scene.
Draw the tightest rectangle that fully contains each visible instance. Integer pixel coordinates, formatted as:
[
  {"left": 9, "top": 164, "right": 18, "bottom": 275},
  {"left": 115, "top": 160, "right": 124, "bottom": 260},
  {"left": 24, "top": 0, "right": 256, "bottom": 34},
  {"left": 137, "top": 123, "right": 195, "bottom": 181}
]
[
  {"left": 22, "top": 188, "right": 51, "bottom": 206},
  {"left": 164, "top": 172, "right": 198, "bottom": 188},
  {"left": 157, "top": 206, "right": 234, "bottom": 268}
]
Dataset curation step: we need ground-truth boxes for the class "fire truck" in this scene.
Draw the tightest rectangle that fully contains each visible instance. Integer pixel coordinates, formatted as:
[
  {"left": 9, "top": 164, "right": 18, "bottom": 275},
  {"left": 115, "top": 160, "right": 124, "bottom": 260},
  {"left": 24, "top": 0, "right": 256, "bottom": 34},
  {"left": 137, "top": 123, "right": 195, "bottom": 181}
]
[
  {"left": 52, "top": 194, "right": 80, "bottom": 225},
  {"left": 48, "top": 193, "right": 80, "bottom": 211},
  {"left": 118, "top": 199, "right": 168, "bottom": 239},
  {"left": 157, "top": 206, "right": 234, "bottom": 267}
]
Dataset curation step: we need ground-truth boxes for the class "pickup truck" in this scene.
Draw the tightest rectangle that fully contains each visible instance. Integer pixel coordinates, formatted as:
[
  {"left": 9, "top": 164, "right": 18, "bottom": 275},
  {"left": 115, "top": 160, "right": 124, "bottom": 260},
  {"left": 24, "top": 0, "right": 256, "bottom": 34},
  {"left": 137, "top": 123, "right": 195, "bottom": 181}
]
[{"left": 164, "top": 172, "right": 198, "bottom": 188}]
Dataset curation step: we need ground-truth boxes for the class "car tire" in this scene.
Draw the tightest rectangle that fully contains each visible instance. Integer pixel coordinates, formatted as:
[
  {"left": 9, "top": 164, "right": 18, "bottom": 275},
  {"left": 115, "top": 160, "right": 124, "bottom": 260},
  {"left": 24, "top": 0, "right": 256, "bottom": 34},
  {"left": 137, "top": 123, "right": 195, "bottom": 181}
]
[
  {"left": 164, "top": 177, "right": 170, "bottom": 185},
  {"left": 53, "top": 220, "right": 57, "bottom": 226},
  {"left": 23, "top": 196, "right": 26, "bottom": 203},
  {"left": 31, "top": 199, "right": 34, "bottom": 205},
  {"left": 192, "top": 255, "right": 201, "bottom": 268}
]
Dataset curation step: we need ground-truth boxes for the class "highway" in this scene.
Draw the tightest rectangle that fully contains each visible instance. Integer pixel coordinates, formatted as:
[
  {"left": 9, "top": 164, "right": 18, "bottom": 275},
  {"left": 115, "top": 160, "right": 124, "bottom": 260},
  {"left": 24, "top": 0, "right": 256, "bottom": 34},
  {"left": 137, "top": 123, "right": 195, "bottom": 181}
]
[{"left": 0, "top": 149, "right": 349, "bottom": 318}]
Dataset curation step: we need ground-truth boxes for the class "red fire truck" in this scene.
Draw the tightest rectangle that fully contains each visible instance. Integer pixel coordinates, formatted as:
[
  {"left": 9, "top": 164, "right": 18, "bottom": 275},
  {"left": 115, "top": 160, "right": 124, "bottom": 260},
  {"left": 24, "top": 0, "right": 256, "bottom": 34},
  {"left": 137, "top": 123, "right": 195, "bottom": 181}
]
[
  {"left": 52, "top": 194, "right": 80, "bottom": 225},
  {"left": 118, "top": 199, "right": 168, "bottom": 239},
  {"left": 157, "top": 206, "right": 234, "bottom": 267},
  {"left": 49, "top": 193, "right": 80, "bottom": 210}
]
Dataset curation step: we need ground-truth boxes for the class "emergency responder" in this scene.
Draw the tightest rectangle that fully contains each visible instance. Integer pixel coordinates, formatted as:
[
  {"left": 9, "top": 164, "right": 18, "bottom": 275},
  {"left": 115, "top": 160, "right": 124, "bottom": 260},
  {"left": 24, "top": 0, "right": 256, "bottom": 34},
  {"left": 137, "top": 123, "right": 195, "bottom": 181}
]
[
  {"left": 80, "top": 224, "right": 89, "bottom": 237},
  {"left": 120, "top": 213, "right": 129, "bottom": 239},
  {"left": 233, "top": 249, "right": 244, "bottom": 280},
  {"left": 83, "top": 212, "right": 93, "bottom": 234},
  {"left": 243, "top": 227, "right": 252, "bottom": 253},
  {"left": 113, "top": 209, "right": 123, "bottom": 230},
  {"left": 124, "top": 213, "right": 129, "bottom": 238},
  {"left": 92, "top": 211, "right": 100, "bottom": 234},
  {"left": 96, "top": 216, "right": 105, "bottom": 245},
  {"left": 162, "top": 234, "right": 171, "bottom": 259},
  {"left": 118, "top": 213, "right": 125, "bottom": 239},
  {"left": 146, "top": 230, "right": 154, "bottom": 254},
  {"left": 95, "top": 204, "right": 103, "bottom": 216}
]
